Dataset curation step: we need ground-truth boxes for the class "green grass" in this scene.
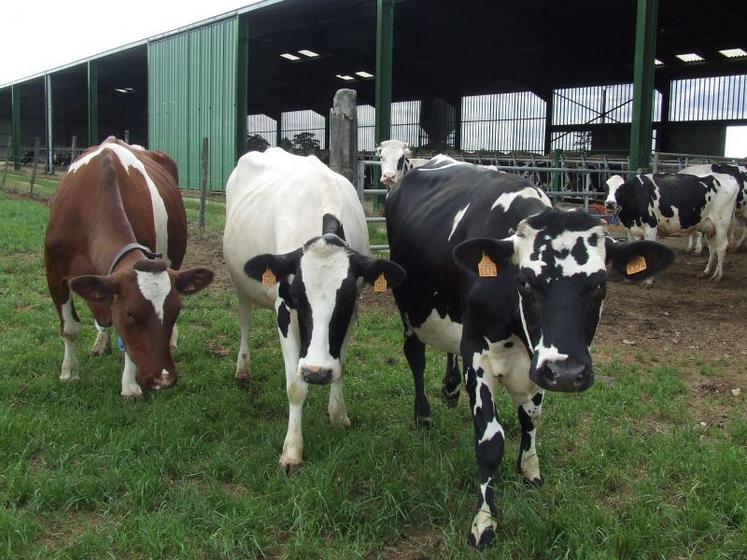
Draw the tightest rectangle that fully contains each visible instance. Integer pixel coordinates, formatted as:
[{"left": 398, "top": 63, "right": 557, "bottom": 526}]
[{"left": 1, "top": 191, "right": 746, "bottom": 559}]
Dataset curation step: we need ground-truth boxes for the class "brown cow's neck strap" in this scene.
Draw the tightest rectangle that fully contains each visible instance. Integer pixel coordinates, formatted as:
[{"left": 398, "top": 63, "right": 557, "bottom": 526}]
[{"left": 108, "top": 243, "right": 162, "bottom": 275}]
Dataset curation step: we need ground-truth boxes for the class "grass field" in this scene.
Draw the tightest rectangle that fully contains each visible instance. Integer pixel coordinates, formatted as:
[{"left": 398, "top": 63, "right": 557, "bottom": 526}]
[{"left": 0, "top": 185, "right": 745, "bottom": 559}]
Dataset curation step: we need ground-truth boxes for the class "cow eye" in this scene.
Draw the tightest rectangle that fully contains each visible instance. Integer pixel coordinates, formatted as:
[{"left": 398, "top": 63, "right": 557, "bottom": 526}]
[
  {"left": 125, "top": 311, "right": 137, "bottom": 325},
  {"left": 591, "top": 281, "right": 606, "bottom": 296},
  {"left": 517, "top": 278, "right": 533, "bottom": 295}
]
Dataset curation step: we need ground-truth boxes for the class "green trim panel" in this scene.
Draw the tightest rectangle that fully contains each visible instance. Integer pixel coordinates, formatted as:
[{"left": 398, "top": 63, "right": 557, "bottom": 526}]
[{"left": 148, "top": 17, "right": 241, "bottom": 190}]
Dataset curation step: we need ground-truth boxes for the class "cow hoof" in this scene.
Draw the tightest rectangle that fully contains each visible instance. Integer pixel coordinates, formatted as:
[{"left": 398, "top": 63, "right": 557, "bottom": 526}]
[
  {"left": 440, "top": 385, "right": 460, "bottom": 408},
  {"left": 234, "top": 373, "right": 252, "bottom": 389},
  {"left": 59, "top": 374, "right": 79, "bottom": 383},
  {"left": 90, "top": 344, "right": 112, "bottom": 357},
  {"left": 523, "top": 476, "right": 543, "bottom": 487},
  {"left": 467, "top": 526, "right": 495, "bottom": 550},
  {"left": 329, "top": 412, "right": 351, "bottom": 428},
  {"left": 280, "top": 460, "right": 302, "bottom": 476},
  {"left": 414, "top": 415, "right": 432, "bottom": 429}
]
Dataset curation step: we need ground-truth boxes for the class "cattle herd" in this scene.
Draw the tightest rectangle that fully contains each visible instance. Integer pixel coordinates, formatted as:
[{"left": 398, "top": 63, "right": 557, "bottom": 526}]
[{"left": 43, "top": 135, "right": 747, "bottom": 549}]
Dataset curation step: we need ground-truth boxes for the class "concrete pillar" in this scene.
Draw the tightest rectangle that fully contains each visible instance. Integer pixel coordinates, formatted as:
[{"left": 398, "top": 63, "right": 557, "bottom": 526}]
[{"left": 329, "top": 88, "right": 358, "bottom": 186}]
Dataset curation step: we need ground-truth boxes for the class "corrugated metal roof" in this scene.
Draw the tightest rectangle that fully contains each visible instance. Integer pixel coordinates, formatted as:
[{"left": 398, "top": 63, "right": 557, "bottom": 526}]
[{"left": 0, "top": 0, "right": 283, "bottom": 89}]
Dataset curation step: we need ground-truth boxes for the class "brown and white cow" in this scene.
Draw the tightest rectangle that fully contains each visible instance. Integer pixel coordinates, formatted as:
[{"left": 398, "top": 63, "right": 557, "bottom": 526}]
[{"left": 44, "top": 137, "right": 213, "bottom": 397}]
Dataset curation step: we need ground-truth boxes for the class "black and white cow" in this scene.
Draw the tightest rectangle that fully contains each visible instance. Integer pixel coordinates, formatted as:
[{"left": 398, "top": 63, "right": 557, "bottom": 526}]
[
  {"left": 223, "top": 148, "right": 405, "bottom": 474},
  {"left": 680, "top": 163, "right": 747, "bottom": 251},
  {"left": 386, "top": 156, "right": 674, "bottom": 548},
  {"left": 605, "top": 173, "right": 738, "bottom": 281},
  {"left": 375, "top": 139, "right": 431, "bottom": 189}
]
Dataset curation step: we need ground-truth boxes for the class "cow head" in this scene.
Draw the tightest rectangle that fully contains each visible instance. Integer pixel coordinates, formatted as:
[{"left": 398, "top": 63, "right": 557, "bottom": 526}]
[
  {"left": 375, "top": 139, "right": 412, "bottom": 188},
  {"left": 70, "top": 259, "right": 213, "bottom": 391},
  {"left": 453, "top": 208, "right": 674, "bottom": 393},
  {"left": 244, "top": 234, "right": 406, "bottom": 386},
  {"left": 604, "top": 174, "right": 627, "bottom": 212}
]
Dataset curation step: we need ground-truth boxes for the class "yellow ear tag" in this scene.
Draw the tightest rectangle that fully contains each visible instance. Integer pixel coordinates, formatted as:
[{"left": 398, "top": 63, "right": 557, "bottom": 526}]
[
  {"left": 626, "top": 255, "right": 647, "bottom": 275},
  {"left": 373, "top": 272, "right": 388, "bottom": 293},
  {"left": 261, "top": 268, "right": 277, "bottom": 286},
  {"left": 478, "top": 252, "right": 498, "bottom": 277}
]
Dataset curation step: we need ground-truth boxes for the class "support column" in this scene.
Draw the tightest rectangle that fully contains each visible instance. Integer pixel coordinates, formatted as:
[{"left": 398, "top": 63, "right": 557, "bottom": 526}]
[
  {"left": 374, "top": 0, "right": 394, "bottom": 145},
  {"left": 543, "top": 92, "right": 554, "bottom": 155},
  {"left": 275, "top": 113, "right": 283, "bottom": 147},
  {"left": 655, "top": 77, "right": 670, "bottom": 152},
  {"left": 629, "top": 0, "right": 658, "bottom": 171},
  {"left": 236, "top": 16, "right": 249, "bottom": 158},
  {"left": 453, "top": 97, "right": 462, "bottom": 151},
  {"left": 11, "top": 84, "right": 21, "bottom": 170},
  {"left": 329, "top": 88, "right": 358, "bottom": 186},
  {"left": 87, "top": 60, "right": 99, "bottom": 146},
  {"left": 45, "top": 74, "right": 54, "bottom": 173}
]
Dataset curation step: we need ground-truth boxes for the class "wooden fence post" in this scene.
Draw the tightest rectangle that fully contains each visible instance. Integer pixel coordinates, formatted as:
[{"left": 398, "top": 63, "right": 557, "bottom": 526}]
[
  {"left": 329, "top": 88, "right": 358, "bottom": 186},
  {"left": 1, "top": 140, "right": 11, "bottom": 189},
  {"left": 199, "top": 137, "right": 209, "bottom": 230},
  {"left": 30, "top": 137, "right": 40, "bottom": 195}
]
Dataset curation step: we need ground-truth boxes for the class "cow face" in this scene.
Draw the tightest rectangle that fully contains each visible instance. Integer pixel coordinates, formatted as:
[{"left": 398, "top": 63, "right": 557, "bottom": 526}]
[
  {"left": 453, "top": 208, "right": 674, "bottom": 393},
  {"left": 604, "top": 174, "right": 627, "bottom": 212},
  {"left": 375, "top": 140, "right": 412, "bottom": 188},
  {"left": 244, "top": 234, "right": 406, "bottom": 385},
  {"left": 70, "top": 260, "right": 213, "bottom": 391}
]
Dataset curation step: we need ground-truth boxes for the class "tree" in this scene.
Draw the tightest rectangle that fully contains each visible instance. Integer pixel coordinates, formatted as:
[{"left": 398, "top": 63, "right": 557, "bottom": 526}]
[
  {"left": 279, "top": 137, "right": 293, "bottom": 151},
  {"left": 246, "top": 134, "right": 270, "bottom": 153},
  {"left": 291, "top": 132, "right": 320, "bottom": 155}
]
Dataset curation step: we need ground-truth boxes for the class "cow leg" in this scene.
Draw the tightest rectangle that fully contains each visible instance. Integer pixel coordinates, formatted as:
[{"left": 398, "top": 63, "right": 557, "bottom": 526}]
[
  {"left": 640, "top": 226, "right": 658, "bottom": 287},
  {"left": 328, "top": 377, "right": 351, "bottom": 427},
  {"left": 441, "top": 353, "right": 461, "bottom": 407},
  {"left": 463, "top": 350, "right": 504, "bottom": 549},
  {"left": 277, "top": 302, "right": 305, "bottom": 474},
  {"left": 234, "top": 291, "right": 252, "bottom": 387},
  {"left": 91, "top": 321, "right": 112, "bottom": 356},
  {"left": 704, "top": 227, "right": 728, "bottom": 282},
  {"left": 734, "top": 218, "right": 747, "bottom": 251},
  {"left": 170, "top": 324, "right": 178, "bottom": 350},
  {"left": 59, "top": 295, "right": 81, "bottom": 381},
  {"left": 121, "top": 351, "right": 142, "bottom": 398},
  {"left": 404, "top": 332, "right": 431, "bottom": 428},
  {"left": 686, "top": 233, "right": 703, "bottom": 255},
  {"left": 516, "top": 391, "right": 544, "bottom": 485}
]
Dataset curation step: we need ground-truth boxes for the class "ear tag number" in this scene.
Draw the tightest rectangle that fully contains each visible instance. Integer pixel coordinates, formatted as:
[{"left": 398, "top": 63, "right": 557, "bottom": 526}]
[
  {"left": 261, "top": 268, "right": 277, "bottom": 286},
  {"left": 626, "top": 255, "right": 647, "bottom": 275},
  {"left": 373, "top": 272, "right": 388, "bottom": 293},
  {"left": 478, "top": 253, "right": 498, "bottom": 277}
]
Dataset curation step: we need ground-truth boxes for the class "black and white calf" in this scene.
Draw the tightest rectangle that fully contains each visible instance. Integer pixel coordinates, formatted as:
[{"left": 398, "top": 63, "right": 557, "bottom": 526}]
[
  {"left": 224, "top": 148, "right": 405, "bottom": 473},
  {"left": 605, "top": 172, "right": 738, "bottom": 281},
  {"left": 680, "top": 163, "right": 747, "bottom": 251},
  {"left": 386, "top": 156, "right": 674, "bottom": 548}
]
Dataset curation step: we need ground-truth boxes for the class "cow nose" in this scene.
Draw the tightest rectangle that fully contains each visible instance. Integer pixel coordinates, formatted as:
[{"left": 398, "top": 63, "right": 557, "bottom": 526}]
[
  {"left": 301, "top": 366, "right": 333, "bottom": 385},
  {"left": 605, "top": 201, "right": 617, "bottom": 211},
  {"left": 381, "top": 173, "right": 395, "bottom": 184},
  {"left": 147, "top": 369, "right": 177, "bottom": 391},
  {"left": 536, "top": 358, "right": 593, "bottom": 392}
]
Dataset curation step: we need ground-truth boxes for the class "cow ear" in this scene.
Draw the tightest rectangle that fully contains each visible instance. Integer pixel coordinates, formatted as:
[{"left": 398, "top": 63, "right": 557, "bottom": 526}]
[
  {"left": 244, "top": 249, "right": 302, "bottom": 285},
  {"left": 374, "top": 146, "right": 382, "bottom": 157},
  {"left": 174, "top": 267, "right": 214, "bottom": 295},
  {"left": 69, "top": 275, "right": 117, "bottom": 303},
  {"left": 352, "top": 254, "right": 407, "bottom": 290},
  {"left": 605, "top": 237, "right": 675, "bottom": 282},
  {"left": 452, "top": 237, "right": 515, "bottom": 277}
]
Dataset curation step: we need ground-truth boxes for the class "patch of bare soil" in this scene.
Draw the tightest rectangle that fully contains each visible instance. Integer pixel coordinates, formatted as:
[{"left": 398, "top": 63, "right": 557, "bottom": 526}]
[
  {"left": 595, "top": 236, "right": 747, "bottom": 424},
  {"left": 183, "top": 225, "right": 233, "bottom": 292}
]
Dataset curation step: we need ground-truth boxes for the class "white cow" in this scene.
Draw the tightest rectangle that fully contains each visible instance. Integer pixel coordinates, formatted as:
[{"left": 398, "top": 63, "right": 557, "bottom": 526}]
[
  {"left": 223, "top": 148, "right": 405, "bottom": 473},
  {"left": 680, "top": 163, "right": 747, "bottom": 251}
]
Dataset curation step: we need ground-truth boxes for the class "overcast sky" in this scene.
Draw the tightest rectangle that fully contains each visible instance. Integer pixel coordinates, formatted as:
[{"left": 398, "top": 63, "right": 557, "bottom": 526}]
[{"left": 0, "top": 0, "right": 261, "bottom": 86}]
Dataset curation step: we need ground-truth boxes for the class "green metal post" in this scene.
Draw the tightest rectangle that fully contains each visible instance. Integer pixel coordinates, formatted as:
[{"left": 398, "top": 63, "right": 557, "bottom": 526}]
[
  {"left": 87, "top": 60, "right": 99, "bottom": 146},
  {"left": 236, "top": 16, "right": 249, "bottom": 159},
  {"left": 11, "top": 84, "right": 21, "bottom": 170},
  {"left": 45, "top": 74, "right": 54, "bottom": 173},
  {"left": 374, "top": 0, "right": 394, "bottom": 146},
  {"left": 629, "top": 0, "right": 658, "bottom": 171}
]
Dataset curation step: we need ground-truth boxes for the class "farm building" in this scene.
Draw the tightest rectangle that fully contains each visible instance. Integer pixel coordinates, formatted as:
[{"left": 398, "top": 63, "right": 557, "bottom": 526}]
[{"left": 0, "top": 0, "right": 746, "bottom": 189}]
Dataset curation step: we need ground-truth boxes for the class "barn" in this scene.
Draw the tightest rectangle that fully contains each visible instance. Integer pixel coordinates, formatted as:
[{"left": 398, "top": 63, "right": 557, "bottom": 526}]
[{"left": 0, "top": 0, "right": 746, "bottom": 190}]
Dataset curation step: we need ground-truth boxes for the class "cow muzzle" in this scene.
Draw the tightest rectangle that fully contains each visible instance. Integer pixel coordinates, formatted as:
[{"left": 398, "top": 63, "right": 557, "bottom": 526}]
[
  {"left": 300, "top": 365, "right": 333, "bottom": 385},
  {"left": 380, "top": 173, "right": 396, "bottom": 187},
  {"left": 533, "top": 358, "right": 593, "bottom": 393},
  {"left": 605, "top": 201, "right": 618, "bottom": 213},
  {"left": 141, "top": 369, "right": 177, "bottom": 392}
]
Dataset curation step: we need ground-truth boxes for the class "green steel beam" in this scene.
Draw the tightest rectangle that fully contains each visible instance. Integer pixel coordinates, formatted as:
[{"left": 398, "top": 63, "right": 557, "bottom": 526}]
[
  {"left": 236, "top": 16, "right": 249, "bottom": 159},
  {"left": 87, "top": 60, "right": 98, "bottom": 146},
  {"left": 11, "top": 84, "right": 20, "bottom": 170},
  {"left": 45, "top": 74, "right": 54, "bottom": 173},
  {"left": 629, "top": 0, "right": 658, "bottom": 171},
  {"left": 374, "top": 0, "right": 394, "bottom": 146}
]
